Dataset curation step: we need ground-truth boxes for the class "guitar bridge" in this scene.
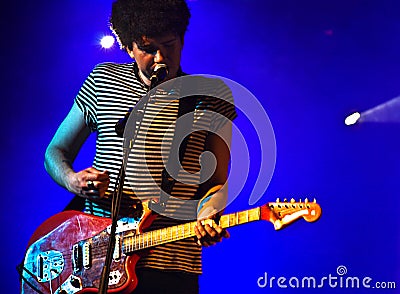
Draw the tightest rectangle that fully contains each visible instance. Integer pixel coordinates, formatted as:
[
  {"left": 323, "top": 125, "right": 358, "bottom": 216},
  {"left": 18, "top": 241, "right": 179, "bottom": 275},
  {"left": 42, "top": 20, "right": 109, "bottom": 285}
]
[{"left": 36, "top": 250, "right": 64, "bottom": 282}]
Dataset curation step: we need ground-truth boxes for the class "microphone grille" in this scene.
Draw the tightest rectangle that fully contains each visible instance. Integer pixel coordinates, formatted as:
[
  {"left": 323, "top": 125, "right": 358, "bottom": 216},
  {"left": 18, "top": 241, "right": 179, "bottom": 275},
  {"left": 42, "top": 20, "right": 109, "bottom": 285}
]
[
  {"left": 154, "top": 63, "right": 168, "bottom": 72},
  {"left": 150, "top": 63, "right": 169, "bottom": 87}
]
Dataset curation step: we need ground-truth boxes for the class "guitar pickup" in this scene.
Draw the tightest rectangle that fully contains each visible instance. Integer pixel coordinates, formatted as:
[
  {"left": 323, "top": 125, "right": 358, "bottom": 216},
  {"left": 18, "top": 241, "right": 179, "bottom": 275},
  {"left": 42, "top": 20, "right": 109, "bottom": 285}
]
[
  {"left": 72, "top": 244, "right": 82, "bottom": 273},
  {"left": 72, "top": 240, "right": 92, "bottom": 272},
  {"left": 113, "top": 235, "right": 121, "bottom": 261},
  {"left": 82, "top": 241, "right": 91, "bottom": 269}
]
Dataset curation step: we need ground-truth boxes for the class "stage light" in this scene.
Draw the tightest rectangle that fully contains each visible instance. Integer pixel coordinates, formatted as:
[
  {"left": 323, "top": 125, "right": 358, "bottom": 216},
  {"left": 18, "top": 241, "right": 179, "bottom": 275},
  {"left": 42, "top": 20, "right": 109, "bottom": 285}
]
[
  {"left": 345, "top": 96, "right": 400, "bottom": 126},
  {"left": 100, "top": 35, "right": 115, "bottom": 49},
  {"left": 345, "top": 112, "right": 361, "bottom": 126}
]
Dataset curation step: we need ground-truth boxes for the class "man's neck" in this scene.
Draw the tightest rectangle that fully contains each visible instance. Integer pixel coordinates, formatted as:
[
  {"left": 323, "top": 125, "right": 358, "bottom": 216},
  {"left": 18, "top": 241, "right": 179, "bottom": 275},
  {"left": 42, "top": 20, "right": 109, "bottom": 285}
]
[{"left": 139, "top": 70, "right": 151, "bottom": 86}]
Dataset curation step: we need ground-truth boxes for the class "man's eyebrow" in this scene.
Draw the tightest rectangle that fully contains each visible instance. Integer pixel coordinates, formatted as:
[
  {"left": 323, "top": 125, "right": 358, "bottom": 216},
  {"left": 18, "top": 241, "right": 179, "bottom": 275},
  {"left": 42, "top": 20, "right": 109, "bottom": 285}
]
[
  {"left": 138, "top": 44, "right": 156, "bottom": 50},
  {"left": 137, "top": 37, "right": 177, "bottom": 49}
]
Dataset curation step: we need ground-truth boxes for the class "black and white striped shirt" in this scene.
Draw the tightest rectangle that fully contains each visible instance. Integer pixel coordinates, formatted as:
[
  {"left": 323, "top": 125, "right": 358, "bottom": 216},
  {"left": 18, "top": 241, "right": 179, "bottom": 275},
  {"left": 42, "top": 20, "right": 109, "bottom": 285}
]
[{"left": 75, "top": 62, "right": 236, "bottom": 274}]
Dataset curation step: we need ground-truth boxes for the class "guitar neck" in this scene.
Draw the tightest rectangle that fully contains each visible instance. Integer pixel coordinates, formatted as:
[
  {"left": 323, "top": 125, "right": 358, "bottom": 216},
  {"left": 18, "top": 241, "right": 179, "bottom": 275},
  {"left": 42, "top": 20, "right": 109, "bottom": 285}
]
[
  {"left": 220, "top": 207, "right": 262, "bottom": 229},
  {"left": 122, "top": 207, "right": 262, "bottom": 254}
]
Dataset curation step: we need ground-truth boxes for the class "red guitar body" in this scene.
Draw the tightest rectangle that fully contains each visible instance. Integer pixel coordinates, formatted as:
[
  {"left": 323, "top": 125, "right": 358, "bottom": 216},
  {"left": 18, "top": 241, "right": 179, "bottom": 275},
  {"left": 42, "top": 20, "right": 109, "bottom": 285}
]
[
  {"left": 21, "top": 210, "right": 156, "bottom": 294},
  {"left": 20, "top": 198, "right": 322, "bottom": 293}
]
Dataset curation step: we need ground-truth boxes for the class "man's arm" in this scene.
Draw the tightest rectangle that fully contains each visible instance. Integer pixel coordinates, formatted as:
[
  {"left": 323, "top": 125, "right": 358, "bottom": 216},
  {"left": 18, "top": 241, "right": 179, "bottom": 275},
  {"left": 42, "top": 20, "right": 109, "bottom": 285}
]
[
  {"left": 44, "top": 102, "right": 109, "bottom": 198},
  {"left": 194, "top": 121, "right": 233, "bottom": 246}
]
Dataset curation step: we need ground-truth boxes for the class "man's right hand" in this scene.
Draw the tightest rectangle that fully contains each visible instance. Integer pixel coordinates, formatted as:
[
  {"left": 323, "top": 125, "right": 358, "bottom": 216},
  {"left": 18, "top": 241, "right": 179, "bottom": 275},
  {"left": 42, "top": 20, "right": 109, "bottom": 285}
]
[{"left": 67, "top": 167, "right": 110, "bottom": 199}]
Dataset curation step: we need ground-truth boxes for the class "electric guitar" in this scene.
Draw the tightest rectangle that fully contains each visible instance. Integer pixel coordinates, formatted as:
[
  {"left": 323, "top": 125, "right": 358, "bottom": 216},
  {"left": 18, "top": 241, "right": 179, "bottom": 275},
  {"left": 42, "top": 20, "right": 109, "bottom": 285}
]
[{"left": 20, "top": 198, "right": 321, "bottom": 293}]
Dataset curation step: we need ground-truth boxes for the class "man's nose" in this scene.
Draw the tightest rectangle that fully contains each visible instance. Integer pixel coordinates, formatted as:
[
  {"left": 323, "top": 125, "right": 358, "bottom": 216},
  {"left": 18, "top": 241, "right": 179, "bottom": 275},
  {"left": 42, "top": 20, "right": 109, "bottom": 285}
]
[{"left": 154, "top": 50, "right": 166, "bottom": 63}]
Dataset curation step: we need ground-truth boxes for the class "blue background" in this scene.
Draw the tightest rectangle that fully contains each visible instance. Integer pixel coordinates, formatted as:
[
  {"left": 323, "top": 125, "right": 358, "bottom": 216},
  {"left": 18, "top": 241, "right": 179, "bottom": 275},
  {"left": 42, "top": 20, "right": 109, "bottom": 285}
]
[{"left": 2, "top": 0, "right": 399, "bottom": 293}]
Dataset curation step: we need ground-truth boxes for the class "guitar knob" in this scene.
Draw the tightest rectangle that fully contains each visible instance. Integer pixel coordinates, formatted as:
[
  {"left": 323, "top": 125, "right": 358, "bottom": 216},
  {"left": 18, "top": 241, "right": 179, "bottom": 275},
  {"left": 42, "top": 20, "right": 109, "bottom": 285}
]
[{"left": 70, "top": 277, "right": 81, "bottom": 288}]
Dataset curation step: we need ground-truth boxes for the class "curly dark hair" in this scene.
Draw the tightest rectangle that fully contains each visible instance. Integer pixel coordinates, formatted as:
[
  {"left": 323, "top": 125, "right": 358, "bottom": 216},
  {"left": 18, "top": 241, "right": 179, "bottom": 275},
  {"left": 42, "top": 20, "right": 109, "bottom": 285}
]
[{"left": 110, "top": 0, "right": 191, "bottom": 50}]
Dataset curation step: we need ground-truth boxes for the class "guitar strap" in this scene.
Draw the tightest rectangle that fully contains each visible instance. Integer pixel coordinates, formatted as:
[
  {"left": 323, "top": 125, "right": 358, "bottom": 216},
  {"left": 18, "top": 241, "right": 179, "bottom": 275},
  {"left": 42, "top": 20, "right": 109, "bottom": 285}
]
[
  {"left": 16, "top": 262, "right": 45, "bottom": 294},
  {"left": 150, "top": 95, "right": 198, "bottom": 214},
  {"left": 64, "top": 72, "right": 198, "bottom": 214},
  {"left": 63, "top": 193, "right": 85, "bottom": 211}
]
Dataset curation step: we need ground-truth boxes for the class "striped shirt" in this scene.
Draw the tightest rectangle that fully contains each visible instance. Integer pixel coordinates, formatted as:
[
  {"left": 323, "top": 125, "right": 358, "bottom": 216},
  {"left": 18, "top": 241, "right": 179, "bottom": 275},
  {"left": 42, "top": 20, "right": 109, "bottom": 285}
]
[{"left": 75, "top": 62, "right": 236, "bottom": 274}]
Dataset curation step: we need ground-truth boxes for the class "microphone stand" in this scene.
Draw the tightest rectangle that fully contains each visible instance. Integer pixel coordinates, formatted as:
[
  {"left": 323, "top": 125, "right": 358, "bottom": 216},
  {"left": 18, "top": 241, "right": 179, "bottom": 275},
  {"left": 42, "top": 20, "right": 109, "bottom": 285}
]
[
  {"left": 97, "top": 146, "right": 129, "bottom": 294},
  {"left": 98, "top": 67, "right": 167, "bottom": 294}
]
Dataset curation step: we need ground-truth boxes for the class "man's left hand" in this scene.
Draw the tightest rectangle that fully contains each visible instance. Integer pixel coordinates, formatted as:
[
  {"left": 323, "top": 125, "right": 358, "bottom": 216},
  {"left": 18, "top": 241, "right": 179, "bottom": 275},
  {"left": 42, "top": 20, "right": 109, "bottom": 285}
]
[{"left": 194, "top": 207, "right": 230, "bottom": 247}]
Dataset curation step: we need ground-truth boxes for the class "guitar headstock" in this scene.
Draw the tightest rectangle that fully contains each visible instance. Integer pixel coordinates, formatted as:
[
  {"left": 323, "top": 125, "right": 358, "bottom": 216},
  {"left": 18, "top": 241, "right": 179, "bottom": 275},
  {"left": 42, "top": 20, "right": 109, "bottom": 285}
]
[{"left": 261, "top": 198, "right": 322, "bottom": 230}]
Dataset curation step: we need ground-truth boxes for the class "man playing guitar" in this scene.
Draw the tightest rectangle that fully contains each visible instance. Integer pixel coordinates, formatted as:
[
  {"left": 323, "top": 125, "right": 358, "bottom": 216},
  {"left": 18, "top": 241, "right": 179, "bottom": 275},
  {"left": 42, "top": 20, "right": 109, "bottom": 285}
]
[{"left": 40, "top": 0, "right": 235, "bottom": 293}]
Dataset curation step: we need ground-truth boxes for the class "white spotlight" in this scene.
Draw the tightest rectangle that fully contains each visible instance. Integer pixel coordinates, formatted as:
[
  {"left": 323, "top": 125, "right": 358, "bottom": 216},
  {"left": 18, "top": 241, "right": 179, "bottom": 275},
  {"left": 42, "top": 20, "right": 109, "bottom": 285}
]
[
  {"left": 345, "top": 112, "right": 361, "bottom": 126},
  {"left": 100, "top": 35, "right": 115, "bottom": 49}
]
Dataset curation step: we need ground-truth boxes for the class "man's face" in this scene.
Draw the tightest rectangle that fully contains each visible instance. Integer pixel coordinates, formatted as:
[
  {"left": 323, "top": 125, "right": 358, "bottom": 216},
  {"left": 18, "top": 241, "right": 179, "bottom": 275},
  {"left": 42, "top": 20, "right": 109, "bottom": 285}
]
[{"left": 128, "top": 33, "right": 184, "bottom": 85}]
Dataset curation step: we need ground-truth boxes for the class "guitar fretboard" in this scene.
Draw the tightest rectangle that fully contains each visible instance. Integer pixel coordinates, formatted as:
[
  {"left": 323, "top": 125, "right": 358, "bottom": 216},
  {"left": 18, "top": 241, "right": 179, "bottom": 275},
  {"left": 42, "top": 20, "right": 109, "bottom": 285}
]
[{"left": 122, "top": 207, "right": 261, "bottom": 254}]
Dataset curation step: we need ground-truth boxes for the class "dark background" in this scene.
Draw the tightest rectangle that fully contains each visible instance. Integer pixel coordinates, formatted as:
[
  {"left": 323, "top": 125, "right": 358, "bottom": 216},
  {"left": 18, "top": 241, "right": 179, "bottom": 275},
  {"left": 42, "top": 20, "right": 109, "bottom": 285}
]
[{"left": 2, "top": 0, "right": 399, "bottom": 293}]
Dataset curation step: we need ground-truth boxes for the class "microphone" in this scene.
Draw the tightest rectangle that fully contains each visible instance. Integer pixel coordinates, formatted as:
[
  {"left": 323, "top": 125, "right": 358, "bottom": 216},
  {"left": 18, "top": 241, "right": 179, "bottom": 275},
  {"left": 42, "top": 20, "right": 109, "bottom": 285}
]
[
  {"left": 115, "top": 64, "right": 169, "bottom": 137},
  {"left": 150, "top": 63, "right": 169, "bottom": 89}
]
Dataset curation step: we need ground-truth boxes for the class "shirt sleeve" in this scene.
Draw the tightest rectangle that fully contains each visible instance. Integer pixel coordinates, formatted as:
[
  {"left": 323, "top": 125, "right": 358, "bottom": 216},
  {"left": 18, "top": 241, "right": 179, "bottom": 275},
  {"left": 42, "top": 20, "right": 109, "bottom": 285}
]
[
  {"left": 74, "top": 68, "right": 98, "bottom": 132},
  {"left": 210, "top": 79, "right": 237, "bottom": 132}
]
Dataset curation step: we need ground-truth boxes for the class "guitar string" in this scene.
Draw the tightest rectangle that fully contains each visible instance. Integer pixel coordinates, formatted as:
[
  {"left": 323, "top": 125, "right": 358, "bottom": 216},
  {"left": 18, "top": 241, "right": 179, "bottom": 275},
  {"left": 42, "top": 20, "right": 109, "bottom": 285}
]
[
  {"left": 27, "top": 210, "right": 260, "bottom": 262},
  {"left": 25, "top": 206, "right": 313, "bottom": 273}
]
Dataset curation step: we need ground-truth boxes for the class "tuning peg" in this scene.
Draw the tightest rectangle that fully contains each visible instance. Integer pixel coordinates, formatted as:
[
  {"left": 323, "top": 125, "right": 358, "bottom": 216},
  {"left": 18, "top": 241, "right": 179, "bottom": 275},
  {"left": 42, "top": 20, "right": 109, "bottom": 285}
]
[
  {"left": 283, "top": 198, "right": 288, "bottom": 202},
  {"left": 276, "top": 198, "right": 280, "bottom": 203},
  {"left": 290, "top": 198, "right": 295, "bottom": 203},
  {"left": 305, "top": 198, "right": 309, "bottom": 203},
  {"left": 313, "top": 198, "right": 317, "bottom": 203}
]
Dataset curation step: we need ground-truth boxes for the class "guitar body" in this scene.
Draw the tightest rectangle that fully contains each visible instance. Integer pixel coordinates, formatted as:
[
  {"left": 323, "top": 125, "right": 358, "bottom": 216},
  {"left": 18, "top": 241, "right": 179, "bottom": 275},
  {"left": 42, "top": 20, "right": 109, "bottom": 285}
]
[
  {"left": 21, "top": 210, "right": 154, "bottom": 294},
  {"left": 20, "top": 198, "right": 321, "bottom": 294}
]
